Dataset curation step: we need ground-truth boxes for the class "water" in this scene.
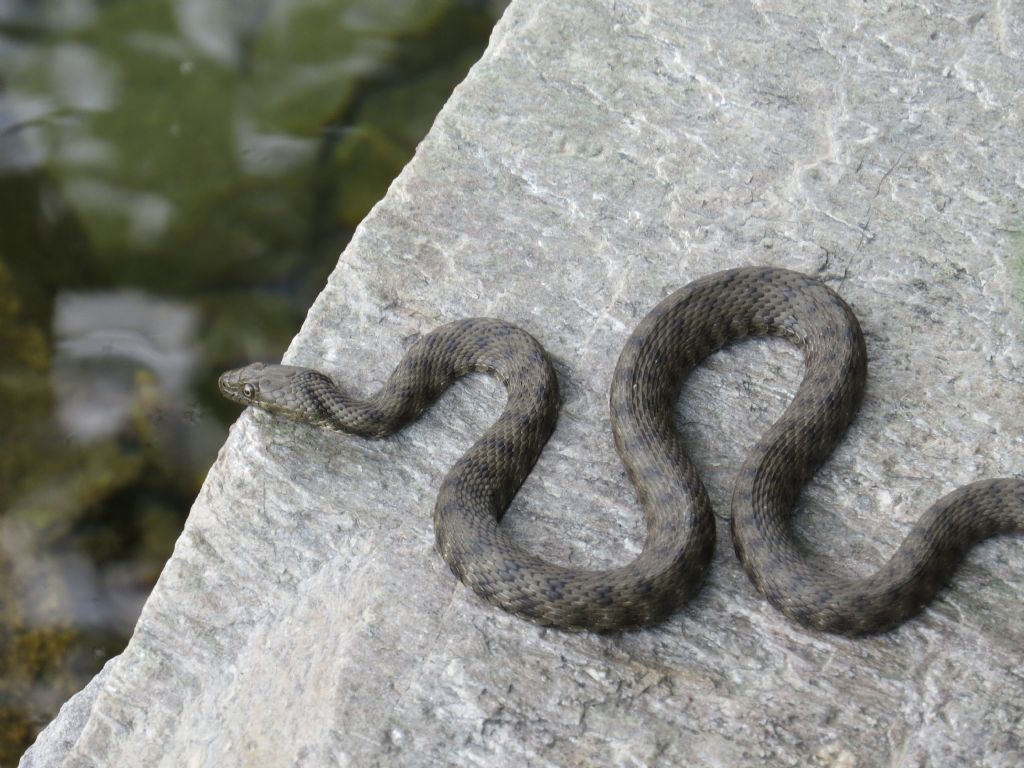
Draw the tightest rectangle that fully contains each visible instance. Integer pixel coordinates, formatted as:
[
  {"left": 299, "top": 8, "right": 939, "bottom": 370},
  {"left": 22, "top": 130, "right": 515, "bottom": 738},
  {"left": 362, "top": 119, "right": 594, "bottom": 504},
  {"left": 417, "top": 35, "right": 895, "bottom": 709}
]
[{"left": 0, "top": 0, "right": 502, "bottom": 761}]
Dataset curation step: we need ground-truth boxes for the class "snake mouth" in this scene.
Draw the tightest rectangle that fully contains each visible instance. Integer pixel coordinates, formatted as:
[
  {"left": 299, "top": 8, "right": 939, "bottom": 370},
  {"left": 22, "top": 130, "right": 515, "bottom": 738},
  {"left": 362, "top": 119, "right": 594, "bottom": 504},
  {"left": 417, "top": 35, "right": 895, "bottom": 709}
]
[{"left": 217, "top": 369, "right": 243, "bottom": 402}]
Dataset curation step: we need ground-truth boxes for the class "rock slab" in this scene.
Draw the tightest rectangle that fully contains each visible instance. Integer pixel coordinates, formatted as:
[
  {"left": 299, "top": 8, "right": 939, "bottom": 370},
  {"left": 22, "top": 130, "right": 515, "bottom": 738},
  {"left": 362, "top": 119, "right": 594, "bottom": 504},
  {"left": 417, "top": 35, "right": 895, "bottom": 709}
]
[{"left": 23, "top": 1, "right": 1024, "bottom": 766}]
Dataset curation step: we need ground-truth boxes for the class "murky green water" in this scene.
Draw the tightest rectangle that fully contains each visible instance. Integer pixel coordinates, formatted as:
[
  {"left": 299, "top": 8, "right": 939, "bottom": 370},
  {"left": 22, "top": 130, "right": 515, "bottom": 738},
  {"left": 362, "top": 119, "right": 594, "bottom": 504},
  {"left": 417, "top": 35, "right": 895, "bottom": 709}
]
[{"left": 0, "top": 0, "right": 501, "bottom": 761}]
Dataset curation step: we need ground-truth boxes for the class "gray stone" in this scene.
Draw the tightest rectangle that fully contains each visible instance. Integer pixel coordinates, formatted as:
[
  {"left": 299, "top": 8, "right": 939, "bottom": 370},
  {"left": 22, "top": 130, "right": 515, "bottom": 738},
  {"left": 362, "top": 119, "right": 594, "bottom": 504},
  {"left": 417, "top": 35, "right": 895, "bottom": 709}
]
[{"left": 23, "top": 0, "right": 1024, "bottom": 766}]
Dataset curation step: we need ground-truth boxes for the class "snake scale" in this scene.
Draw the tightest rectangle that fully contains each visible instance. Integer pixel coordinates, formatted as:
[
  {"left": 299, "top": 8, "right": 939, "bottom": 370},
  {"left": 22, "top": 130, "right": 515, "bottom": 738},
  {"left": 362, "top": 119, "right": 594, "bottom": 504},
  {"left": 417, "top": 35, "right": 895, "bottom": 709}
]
[{"left": 219, "top": 266, "right": 1023, "bottom": 634}]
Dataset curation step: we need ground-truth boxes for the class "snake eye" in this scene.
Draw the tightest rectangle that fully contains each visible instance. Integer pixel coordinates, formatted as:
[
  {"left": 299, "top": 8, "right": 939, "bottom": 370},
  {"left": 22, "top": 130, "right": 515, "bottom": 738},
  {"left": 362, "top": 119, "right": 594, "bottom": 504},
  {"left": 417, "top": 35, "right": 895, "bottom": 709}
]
[{"left": 242, "top": 383, "right": 255, "bottom": 400}]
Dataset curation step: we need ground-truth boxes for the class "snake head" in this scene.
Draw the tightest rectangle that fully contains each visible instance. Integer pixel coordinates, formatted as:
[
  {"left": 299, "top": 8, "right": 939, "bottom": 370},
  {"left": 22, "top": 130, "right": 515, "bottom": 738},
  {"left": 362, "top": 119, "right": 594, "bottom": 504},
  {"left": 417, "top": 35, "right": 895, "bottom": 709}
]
[{"left": 218, "top": 362, "right": 331, "bottom": 424}]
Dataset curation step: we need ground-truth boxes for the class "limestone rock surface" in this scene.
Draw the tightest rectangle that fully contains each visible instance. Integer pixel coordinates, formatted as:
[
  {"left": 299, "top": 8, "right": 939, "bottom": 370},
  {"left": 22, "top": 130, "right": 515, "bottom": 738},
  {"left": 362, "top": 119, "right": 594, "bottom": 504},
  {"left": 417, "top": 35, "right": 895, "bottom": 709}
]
[{"left": 23, "top": 1, "right": 1024, "bottom": 766}]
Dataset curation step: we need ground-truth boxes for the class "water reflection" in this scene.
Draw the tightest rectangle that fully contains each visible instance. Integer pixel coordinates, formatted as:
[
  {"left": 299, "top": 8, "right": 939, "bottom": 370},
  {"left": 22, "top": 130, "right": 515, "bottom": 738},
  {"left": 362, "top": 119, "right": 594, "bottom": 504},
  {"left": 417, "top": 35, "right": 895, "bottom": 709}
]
[
  {"left": 52, "top": 290, "right": 200, "bottom": 441},
  {"left": 0, "top": 0, "right": 502, "bottom": 760}
]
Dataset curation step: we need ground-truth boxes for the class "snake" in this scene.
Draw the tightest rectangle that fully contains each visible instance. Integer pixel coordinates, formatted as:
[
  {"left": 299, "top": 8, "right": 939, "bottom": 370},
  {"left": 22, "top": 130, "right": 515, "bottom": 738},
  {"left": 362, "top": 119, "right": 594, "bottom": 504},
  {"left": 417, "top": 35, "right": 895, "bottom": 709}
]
[{"left": 219, "top": 266, "right": 1023, "bottom": 634}]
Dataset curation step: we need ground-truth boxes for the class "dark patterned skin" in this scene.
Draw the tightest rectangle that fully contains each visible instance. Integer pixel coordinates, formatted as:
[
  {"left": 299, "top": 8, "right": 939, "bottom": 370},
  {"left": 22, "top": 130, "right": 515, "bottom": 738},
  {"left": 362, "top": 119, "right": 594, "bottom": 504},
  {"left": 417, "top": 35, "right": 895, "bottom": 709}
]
[{"left": 219, "top": 267, "right": 1024, "bottom": 634}]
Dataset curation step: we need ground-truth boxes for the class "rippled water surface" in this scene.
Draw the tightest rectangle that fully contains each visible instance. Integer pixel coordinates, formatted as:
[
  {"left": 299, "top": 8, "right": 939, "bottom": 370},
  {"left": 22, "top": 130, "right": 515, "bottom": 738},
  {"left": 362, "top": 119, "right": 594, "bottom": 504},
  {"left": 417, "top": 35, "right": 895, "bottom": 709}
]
[{"left": 0, "top": 0, "right": 501, "bottom": 760}]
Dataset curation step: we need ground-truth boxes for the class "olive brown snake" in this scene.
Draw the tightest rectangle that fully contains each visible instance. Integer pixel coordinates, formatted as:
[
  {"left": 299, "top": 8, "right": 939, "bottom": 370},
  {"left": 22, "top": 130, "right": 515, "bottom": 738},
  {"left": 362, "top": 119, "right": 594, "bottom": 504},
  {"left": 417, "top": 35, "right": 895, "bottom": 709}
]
[{"left": 219, "top": 266, "right": 1023, "bottom": 634}]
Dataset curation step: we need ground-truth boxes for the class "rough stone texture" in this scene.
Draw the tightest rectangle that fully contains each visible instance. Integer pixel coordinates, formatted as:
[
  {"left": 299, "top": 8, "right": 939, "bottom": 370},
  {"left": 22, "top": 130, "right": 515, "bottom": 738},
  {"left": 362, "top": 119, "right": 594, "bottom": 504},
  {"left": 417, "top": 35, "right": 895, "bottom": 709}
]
[{"left": 23, "top": 1, "right": 1024, "bottom": 766}]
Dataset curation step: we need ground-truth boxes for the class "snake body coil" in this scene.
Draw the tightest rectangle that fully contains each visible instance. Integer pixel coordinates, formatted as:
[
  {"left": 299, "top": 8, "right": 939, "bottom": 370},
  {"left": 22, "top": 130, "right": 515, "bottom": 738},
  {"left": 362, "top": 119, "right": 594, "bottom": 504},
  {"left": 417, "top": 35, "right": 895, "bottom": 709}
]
[{"left": 219, "top": 267, "right": 1023, "bottom": 634}]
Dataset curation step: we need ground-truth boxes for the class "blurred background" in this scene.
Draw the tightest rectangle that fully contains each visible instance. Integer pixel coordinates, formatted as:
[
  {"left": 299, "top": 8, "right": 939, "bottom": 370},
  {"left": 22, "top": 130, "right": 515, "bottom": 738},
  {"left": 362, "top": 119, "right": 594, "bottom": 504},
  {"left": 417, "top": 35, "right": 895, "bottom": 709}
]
[{"left": 0, "top": 0, "right": 506, "bottom": 761}]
